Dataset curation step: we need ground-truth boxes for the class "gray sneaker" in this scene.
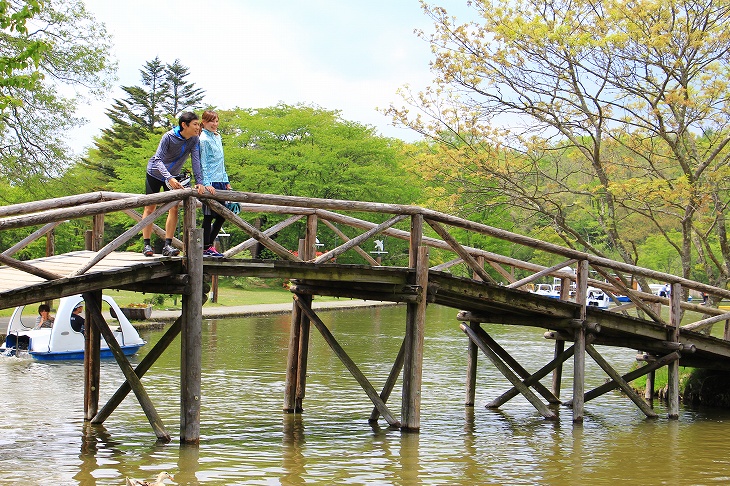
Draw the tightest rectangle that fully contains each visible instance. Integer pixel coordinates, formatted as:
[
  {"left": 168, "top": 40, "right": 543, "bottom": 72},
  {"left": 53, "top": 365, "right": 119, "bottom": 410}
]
[
  {"left": 143, "top": 244, "right": 154, "bottom": 257},
  {"left": 162, "top": 244, "right": 180, "bottom": 256}
]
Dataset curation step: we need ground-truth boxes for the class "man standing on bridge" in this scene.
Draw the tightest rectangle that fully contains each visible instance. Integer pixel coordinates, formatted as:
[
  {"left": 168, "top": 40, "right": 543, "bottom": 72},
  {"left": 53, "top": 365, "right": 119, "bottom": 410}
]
[{"left": 141, "top": 111, "right": 206, "bottom": 257}]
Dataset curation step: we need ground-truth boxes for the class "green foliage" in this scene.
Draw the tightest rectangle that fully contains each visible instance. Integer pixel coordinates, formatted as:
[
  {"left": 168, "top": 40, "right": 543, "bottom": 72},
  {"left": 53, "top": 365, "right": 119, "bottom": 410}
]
[
  {"left": 0, "top": 0, "right": 46, "bottom": 111},
  {"left": 0, "top": 0, "right": 115, "bottom": 189}
]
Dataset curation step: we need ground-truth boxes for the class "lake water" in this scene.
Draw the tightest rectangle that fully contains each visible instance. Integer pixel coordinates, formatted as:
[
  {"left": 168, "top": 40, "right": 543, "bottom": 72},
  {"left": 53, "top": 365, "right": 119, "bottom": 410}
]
[{"left": 2, "top": 303, "right": 730, "bottom": 485}]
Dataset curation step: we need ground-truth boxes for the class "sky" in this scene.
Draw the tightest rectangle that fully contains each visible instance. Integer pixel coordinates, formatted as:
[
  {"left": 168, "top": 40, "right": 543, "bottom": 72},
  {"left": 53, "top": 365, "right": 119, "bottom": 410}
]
[{"left": 69, "top": 0, "right": 474, "bottom": 153}]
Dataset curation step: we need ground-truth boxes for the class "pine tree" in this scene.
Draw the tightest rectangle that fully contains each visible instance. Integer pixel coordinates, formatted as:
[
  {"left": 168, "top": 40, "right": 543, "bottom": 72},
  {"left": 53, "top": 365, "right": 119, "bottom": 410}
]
[
  {"left": 90, "top": 58, "right": 205, "bottom": 171},
  {"left": 164, "top": 59, "right": 205, "bottom": 117}
]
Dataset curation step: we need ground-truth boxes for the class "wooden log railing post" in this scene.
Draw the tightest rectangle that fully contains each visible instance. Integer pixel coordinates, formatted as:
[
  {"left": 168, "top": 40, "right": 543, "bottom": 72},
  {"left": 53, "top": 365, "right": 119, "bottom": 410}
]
[
  {"left": 402, "top": 213, "right": 426, "bottom": 431},
  {"left": 83, "top": 213, "right": 103, "bottom": 422},
  {"left": 667, "top": 282, "right": 682, "bottom": 419},
  {"left": 181, "top": 197, "right": 203, "bottom": 444},
  {"left": 294, "top": 215, "right": 317, "bottom": 411},
  {"left": 572, "top": 259, "right": 589, "bottom": 423}
]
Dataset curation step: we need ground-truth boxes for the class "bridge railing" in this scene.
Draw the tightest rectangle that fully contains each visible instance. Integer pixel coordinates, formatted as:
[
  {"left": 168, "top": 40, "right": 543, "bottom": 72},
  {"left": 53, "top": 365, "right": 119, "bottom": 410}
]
[{"left": 2, "top": 189, "right": 730, "bottom": 334}]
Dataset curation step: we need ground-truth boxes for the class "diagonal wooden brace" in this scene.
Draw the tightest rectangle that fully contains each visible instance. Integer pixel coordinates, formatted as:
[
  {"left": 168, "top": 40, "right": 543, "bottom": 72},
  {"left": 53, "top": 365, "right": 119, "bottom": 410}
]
[
  {"left": 474, "top": 325, "right": 561, "bottom": 405},
  {"left": 488, "top": 343, "right": 576, "bottom": 408},
  {"left": 83, "top": 292, "right": 171, "bottom": 441},
  {"left": 92, "top": 316, "right": 183, "bottom": 424},
  {"left": 585, "top": 344, "right": 658, "bottom": 418},
  {"left": 293, "top": 295, "right": 401, "bottom": 427},
  {"left": 460, "top": 323, "right": 556, "bottom": 420},
  {"left": 369, "top": 338, "right": 406, "bottom": 423}
]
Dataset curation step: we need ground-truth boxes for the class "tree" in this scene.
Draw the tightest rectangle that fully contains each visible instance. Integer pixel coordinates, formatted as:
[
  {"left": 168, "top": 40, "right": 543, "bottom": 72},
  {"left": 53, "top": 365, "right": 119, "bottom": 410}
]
[
  {"left": 389, "top": 0, "right": 730, "bottom": 290},
  {"left": 164, "top": 59, "right": 205, "bottom": 117},
  {"left": 91, "top": 58, "right": 205, "bottom": 177},
  {"left": 0, "top": 0, "right": 115, "bottom": 192},
  {"left": 105, "top": 57, "right": 169, "bottom": 133},
  {"left": 79, "top": 104, "right": 423, "bottom": 262}
]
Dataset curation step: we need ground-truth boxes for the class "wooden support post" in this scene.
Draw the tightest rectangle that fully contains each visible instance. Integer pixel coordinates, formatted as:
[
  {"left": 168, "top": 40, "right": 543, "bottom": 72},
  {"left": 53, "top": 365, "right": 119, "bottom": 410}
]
[
  {"left": 83, "top": 289, "right": 101, "bottom": 421},
  {"left": 402, "top": 213, "right": 426, "bottom": 432},
  {"left": 551, "top": 339, "right": 565, "bottom": 399},
  {"left": 295, "top": 216, "right": 316, "bottom": 411},
  {"left": 181, "top": 198, "right": 203, "bottom": 444},
  {"left": 465, "top": 322, "right": 479, "bottom": 407},
  {"left": 572, "top": 260, "right": 589, "bottom": 423},
  {"left": 83, "top": 214, "right": 103, "bottom": 422},
  {"left": 283, "top": 294, "right": 302, "bottom": 413},
  {"left": 645, "top": 369, "right": 655, "bottom": 401},
  {"left": 667, "top": 282, "right": 681, "bottom": 419}
]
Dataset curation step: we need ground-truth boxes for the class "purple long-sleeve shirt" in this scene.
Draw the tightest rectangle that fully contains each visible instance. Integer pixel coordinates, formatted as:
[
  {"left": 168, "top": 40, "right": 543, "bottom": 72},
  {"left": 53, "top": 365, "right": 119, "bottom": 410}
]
[{"left": 146, "top": 126, "right": 203, "bottom": 184}]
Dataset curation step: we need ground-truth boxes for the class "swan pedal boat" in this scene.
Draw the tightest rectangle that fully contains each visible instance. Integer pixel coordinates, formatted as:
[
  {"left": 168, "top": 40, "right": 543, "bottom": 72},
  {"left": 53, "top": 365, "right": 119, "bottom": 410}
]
[{"left": 1, "top": 294, "right": 146, "bottom": 360}]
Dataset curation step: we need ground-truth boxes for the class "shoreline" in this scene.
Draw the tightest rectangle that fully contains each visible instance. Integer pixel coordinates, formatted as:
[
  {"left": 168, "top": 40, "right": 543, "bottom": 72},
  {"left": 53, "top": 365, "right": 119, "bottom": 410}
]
[{"left": 0, "top": 299, "right": 400, "bottom": 332}]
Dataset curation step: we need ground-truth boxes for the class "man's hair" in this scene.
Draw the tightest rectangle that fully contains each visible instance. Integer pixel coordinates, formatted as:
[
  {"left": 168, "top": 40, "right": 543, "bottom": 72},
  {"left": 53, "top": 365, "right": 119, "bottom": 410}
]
[
  {"left": 202, "top": 110, "right": 218, "bottom": 124},
  {"left": 179, "top": 111, "right": 199, "bottom": 128},
  {"left": 38, "top": 303, "right": 50, "bottom": 314}
]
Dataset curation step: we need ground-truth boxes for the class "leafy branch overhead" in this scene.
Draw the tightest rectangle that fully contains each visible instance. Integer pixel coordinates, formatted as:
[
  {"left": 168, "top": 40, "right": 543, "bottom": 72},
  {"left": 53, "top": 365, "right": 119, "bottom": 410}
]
[
  {"left": 389, "top": 0, "right": 730, "bottom": 291},
  {"left": 0, "top": 0, "right": 115, "bottom": 191}
]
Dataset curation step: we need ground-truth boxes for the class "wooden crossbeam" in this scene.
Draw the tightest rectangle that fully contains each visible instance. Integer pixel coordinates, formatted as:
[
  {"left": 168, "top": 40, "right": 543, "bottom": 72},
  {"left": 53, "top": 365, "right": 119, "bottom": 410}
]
[
  {"left": 591, "top": 265, "right": 665, "bottom": 325},
  {"left": 460, "top": 323, "right": 557, "bottom": 420},
  {"left": 2, "top": 221, "right": 62, "bottom": 257},
  {"left": 425, "top": 219, "right": 496, "bottom": 284},
  {"left": 293, "top": 294, "right": 401, "bottom": 427},
  {"left": 585, "top": 344, "right": 658, "bottom": 418},
  {"left": 122, "top": 208, "right": 184, "bottom": 249},
  {"left": 83, "top": 292, "right": 170, "bottom": 441},
  {"left": 92, "top": 316, "right": 183, "bottom": 424},
  {"left": 314, "top": 214, "right": 408, "bottom": 264},
  {"left": 226, "top": 214, "right": 303, "bottom": 257},
  {"left": 320, "top": 218, "right": 380, "bottom": 265},
  {"left": 507, "top": 259, "right": 578, "bottom": 289},
  {"left": 206, "top": 199, "right": 302, "bottom": 262}
]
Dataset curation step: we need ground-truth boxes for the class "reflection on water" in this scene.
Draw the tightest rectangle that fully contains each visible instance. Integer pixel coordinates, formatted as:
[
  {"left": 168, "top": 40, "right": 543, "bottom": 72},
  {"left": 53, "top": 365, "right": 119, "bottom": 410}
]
[{"left": 2, "top": 304, "right": 730, "bottom": 484}]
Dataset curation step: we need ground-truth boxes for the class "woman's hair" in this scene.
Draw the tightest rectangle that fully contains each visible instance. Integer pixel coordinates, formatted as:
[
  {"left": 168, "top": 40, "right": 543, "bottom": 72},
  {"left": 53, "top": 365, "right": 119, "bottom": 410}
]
[
  {"left": 202, "top": 110, "right": 218, "bottom": 123},
  {"left": 38, "top": 303, "right": 50, "bottom": 314}
]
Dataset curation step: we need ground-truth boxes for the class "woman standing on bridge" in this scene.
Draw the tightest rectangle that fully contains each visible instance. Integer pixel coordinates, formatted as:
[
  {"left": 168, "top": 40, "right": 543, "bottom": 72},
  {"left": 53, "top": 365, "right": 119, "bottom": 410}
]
[{"left": 199, "top": 110, "right": 230, "bottom": 258}]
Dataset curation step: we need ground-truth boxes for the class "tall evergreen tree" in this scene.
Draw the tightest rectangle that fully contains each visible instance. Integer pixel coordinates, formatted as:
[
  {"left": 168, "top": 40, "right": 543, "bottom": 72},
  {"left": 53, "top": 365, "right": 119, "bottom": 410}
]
[
  {"left": 90, "top": 58, "right": 205, "bottom": 177},
  {"left": 164, "top": 59, "right": 205, "bottom": 117}
]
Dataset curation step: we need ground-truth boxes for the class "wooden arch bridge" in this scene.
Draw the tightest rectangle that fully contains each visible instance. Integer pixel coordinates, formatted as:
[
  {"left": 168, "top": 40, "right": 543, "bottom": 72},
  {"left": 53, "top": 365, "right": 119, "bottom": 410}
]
[{"left": 2, "top": 190, "right": 730, "bottom": 443}]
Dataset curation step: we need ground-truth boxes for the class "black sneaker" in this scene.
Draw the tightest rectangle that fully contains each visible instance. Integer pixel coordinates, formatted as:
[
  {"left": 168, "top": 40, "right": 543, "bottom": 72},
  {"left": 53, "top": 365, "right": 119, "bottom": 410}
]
[
  {"left": 143, "top": 244, "right": 154, "bottom": 257},
  {"left": 162, "top": 244, "right": 180, "bottom": 256}
]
